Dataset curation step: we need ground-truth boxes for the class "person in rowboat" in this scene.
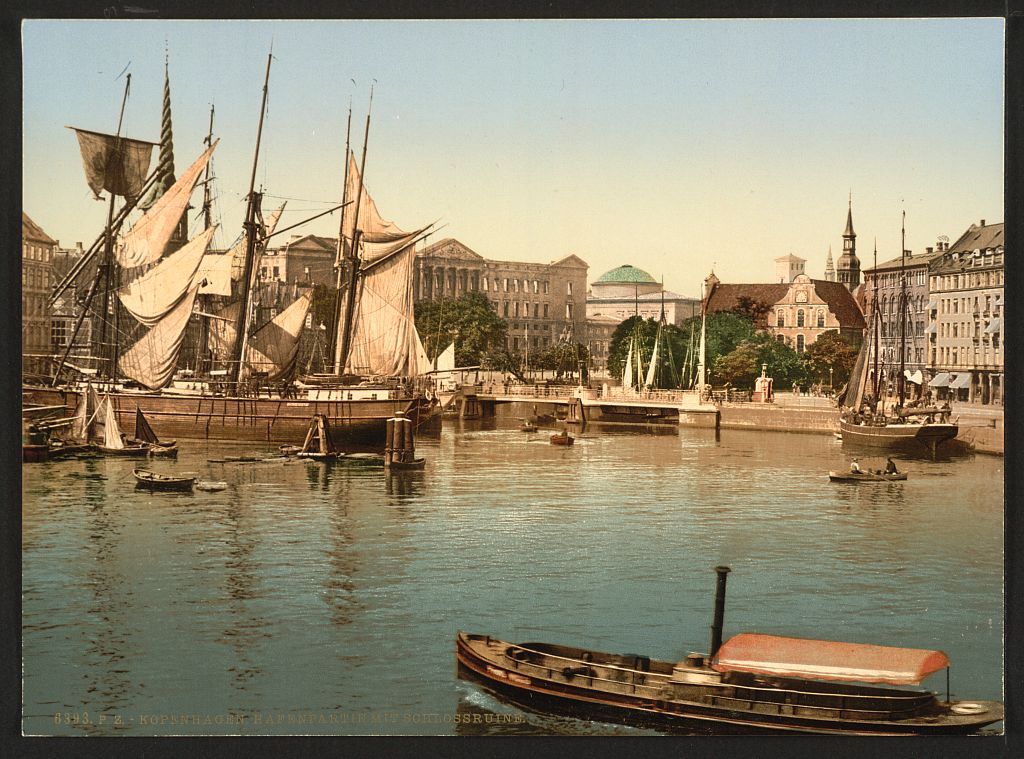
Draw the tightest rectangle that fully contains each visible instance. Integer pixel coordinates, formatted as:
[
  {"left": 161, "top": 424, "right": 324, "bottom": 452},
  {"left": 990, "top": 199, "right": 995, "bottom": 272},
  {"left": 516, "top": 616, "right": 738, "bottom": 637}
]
[
  {"left": 850, "top": 458, "right": 861, "bottom": 473},
  {"left": 885, "top": 457, "right": 898, "bottom": 474}
]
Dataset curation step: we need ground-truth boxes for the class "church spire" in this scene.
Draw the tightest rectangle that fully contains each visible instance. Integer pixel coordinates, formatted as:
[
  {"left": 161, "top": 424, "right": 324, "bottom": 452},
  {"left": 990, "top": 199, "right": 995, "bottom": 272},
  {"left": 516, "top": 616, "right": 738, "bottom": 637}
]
[
  {"left": 824, "top": 244, "right": 836, "bottom": 281},
  {"left": 836, "top": 195, "right": 860, "bottom": 293}
]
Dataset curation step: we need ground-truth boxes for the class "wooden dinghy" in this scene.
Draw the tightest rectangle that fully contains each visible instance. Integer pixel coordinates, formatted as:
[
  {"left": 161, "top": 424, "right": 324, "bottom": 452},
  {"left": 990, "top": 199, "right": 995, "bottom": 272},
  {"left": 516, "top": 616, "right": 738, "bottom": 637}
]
[
  {"left": 828, "top": 471, "right": 907, "bottom": 482},
  {"left": 456, "top": 567, "right": 1002, "bottom": 735},
  {"left": 520, "top": 421, "right": 538, "bottom": 433},
  {"left": 195, "top": 480, "right": 229, "bottom": 492},
  {"left": 387, "top": 457, "right": 426, "bottom": 470},
  {"left": 133, "top": 469, "right": 195, "bottom": 492},
  {"left": 550, "top": 431, "right": 574, "bottom": 446}
]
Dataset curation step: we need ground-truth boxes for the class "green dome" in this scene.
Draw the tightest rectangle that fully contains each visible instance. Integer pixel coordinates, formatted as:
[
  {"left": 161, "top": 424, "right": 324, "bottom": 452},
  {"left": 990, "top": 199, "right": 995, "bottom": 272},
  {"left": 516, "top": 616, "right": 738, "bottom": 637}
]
[{"left": 595, "top": 264, "right": 657, "bottom": 284}]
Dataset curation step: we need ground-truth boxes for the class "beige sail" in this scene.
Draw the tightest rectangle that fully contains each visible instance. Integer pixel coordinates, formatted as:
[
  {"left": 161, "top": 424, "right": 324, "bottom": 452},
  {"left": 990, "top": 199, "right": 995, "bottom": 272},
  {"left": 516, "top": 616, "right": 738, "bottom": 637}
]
[
  {"left": 69, "top": 127, "right": 156, "bottom": 199},
  {"left": 207, "top": 301, "right": 241, "bottom": 364},
  {"left": 343, "top": 234, "right": 430, "bottom": 377},
  {"left": 343, "top": 153, "right": 408, "bottom": 244},
  {"left": 246, "top": 289, "right": 313, "bottom": 381},
  {"left": 231, "top": 202, "right": 286, "bottom": 282},
  {"left": 622, "top": 339, "right": 633, "bottom": 389},
  {"left": 101, "top": 395, "right": 125, "bottom": 449},
  {"left": 117, "top": 226, "right": 215, "bottom": 326},
  {"left": 116, "top": 141, "right": 218, "bottom": 268},
  {"left": 644, "top": 327, "right": 661, "bottom": 388},
  {"left": 197, "top": 250, "right": 234, "bottom": 296},
  {"left": 435, "top": 342, "right": 456, "bottom": 372},
  {"left": 118, "top": 283, "right": 201, "bottom": 389}
]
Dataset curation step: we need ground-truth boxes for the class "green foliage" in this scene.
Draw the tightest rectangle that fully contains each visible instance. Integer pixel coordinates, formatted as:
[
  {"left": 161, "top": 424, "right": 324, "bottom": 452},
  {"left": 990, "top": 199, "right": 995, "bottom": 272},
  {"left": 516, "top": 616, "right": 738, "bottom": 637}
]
[
  {"left": 729, "top": 296, "right": 773, "bottom": 327},
  {"left": 713, "top": 332, "right": 806, "bottom": 388},
  {"left": 414, "top": 292, "right": 508, "bottom": 367},
  {"left": 606, "top": 316, "right": 689, "bottom": 388},
  {"left": 801, "top": 330, "right": 858, "bottom": 387}
]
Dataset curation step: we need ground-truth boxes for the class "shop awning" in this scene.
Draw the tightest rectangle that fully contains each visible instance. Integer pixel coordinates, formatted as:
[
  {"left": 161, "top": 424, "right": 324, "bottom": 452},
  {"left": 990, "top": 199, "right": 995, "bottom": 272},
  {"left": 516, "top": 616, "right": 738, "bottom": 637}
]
[
  {"left": 950, "top": 373, "right": 973, "bottom": 390},
  {"left": 711, "top": 633, "right": 949, "bottom": 686},
  {"left": 928, "top": 372, "right": 951, "bottom": 388},
  {"left": 984, "top": 318, "right": 1001, "bottom": 334},
  {"left": 924, "top": 323, "right": 936, "bottom": 334},
  {"left": 995, "top": 295, "right": 1003, "bottom": 306},
  {"left": 927, "top": 298, "right": 938, "bottom": 310},
  {"left": 904, "top": 369, "right": 923, "bottom": 385}
]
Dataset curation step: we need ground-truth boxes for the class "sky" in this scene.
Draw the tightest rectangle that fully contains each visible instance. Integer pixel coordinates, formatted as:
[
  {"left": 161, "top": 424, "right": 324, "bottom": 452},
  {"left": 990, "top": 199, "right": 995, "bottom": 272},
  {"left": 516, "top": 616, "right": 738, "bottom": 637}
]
[{"left": 22, "top": 18, "right": 1004, "bottom": 298}]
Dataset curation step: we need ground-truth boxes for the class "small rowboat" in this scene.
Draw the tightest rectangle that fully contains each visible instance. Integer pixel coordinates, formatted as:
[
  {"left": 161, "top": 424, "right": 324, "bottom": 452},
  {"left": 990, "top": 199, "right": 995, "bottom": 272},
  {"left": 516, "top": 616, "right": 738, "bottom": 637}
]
[
  {"left": 195, "top": 480, "right": 228, "bottom": 492},
  {"left": 99, "top": 444, "right": 150, "bottom": 458},
  {"left": 520, "top": 422, "right": 538, "bottom": 433},
  {"left": 147, "top": 443, "right": 178, "bottom": 458},
  {"left": 387, "top": 457, "right": 426, "bottom": 470},
  {"left": 550, "top": 432, "right": 574, "bottom": 446},
  {"left": 828, "top": 470, "right": 907, "bottom": 482},
  {"left": 133, "top": 469, "right": 195, "bottom": 491},
  {"left": 297, "top": 451, "right": 345, "bottom": 461}
]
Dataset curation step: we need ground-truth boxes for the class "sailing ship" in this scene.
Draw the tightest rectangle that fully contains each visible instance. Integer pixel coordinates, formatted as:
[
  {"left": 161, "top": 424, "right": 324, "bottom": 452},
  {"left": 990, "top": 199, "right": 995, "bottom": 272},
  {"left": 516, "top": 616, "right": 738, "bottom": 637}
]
[
  {"left": 456, "top": 566, "right": 1003, "bottom": 735},
  {"left": 839, "top": 214, "right": 957, "bottom": 455},
  {"left": 46, "top": 56, "right": 434, "bottom": 446}
]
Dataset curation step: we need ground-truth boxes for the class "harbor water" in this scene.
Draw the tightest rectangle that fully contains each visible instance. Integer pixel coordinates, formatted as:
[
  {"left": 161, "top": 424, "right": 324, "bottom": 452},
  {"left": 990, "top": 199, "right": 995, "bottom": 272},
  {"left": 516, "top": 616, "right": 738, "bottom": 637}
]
[{"left": 22, "top": 418, "right": 1004, "bottom": 736}]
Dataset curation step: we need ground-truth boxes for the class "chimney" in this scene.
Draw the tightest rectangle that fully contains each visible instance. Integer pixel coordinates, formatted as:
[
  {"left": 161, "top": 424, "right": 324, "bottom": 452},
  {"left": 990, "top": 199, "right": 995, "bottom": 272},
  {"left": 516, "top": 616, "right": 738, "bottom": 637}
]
[
  {"left": 76, "top": 241, "right": 83, "bottom": 253},
  {"left": 926, "top": 247, "right": 933, "bottom": 255},
  {"left": 980, "top": 219, "right": 985, "bottom": 227},
  {"left": 709, "top": 565, "right": 732, "bottom": 660}
]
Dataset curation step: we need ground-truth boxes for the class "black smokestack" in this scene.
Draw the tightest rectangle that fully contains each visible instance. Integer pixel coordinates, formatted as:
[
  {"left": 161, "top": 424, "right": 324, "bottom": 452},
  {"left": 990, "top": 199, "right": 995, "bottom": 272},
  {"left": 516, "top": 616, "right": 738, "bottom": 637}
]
[{"left": 709, "top": 565, "right": 731, "bottom": 659}]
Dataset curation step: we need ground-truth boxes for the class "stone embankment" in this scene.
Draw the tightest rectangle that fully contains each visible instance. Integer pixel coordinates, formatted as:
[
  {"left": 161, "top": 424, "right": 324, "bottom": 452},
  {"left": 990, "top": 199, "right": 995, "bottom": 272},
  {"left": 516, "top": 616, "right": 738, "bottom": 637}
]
[{"left": 949, "top": 403, "right": 1003, "bottom": 456}]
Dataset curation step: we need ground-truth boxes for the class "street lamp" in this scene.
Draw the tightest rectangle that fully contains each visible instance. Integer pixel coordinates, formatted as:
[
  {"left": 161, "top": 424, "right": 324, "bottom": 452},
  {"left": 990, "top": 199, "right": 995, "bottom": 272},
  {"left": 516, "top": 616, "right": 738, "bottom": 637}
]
[{"left": 829, "top": 367, "right": 834, "bottom": 389}]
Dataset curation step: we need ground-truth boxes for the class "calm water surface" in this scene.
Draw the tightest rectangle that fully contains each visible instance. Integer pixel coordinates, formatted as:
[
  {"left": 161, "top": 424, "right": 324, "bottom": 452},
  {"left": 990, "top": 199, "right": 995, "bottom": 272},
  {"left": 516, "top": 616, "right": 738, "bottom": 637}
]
[{"left": 22, "top": 416, "right": 1004, "bottom": 735}]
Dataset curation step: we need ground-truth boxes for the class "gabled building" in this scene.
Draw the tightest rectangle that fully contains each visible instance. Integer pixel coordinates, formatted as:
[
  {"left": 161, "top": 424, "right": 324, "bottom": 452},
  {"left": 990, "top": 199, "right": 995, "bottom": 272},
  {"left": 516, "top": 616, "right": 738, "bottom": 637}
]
[
  {"left": 703, "top": 272, "right": 865, "bottom": 353},
  {"left": 260, "top": 234, "right": 338, "bottom": 285},
  {"left": 22, "top": 213, "right": 57, "bottom": 378},
  {"left": 586, "top": 264, "right": 701, "bottom": 327},
  {"left": 926, "top": 220, "right": 1003, "bottom": 404}
]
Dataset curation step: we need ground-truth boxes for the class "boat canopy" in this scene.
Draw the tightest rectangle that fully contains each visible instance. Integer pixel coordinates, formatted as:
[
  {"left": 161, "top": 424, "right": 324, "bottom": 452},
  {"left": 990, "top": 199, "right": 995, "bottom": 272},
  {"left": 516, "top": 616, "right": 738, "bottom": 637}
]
[{"left": 710, "top": 633, "right": 950, "bottom": 686}]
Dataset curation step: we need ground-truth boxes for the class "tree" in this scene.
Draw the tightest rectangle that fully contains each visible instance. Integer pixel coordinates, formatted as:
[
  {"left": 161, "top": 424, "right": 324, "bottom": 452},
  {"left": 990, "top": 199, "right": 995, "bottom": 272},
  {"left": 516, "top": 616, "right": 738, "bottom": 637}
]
[
  {"left": 801, "top": 330, "right": 858, "bottom": 388},
  {"left": 414, "top": 292, "right": 508, "bottom": 367},
  {"left": 714, "top": 332, "right": 805, "bottom": 389},
  {"left": 729, "top": 296, "right": 773, "bottom": 327},
  {"left": 607, "top": 317, "right": 689, "bottom": 388}
]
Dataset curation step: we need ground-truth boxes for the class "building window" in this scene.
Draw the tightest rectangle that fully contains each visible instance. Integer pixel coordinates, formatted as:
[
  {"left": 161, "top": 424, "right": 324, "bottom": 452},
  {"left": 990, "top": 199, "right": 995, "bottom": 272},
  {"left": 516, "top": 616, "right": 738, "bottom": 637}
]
[
  {"left": 776, "top": 310, "right": 784, "bottom": 327},
  {"left": 482, "top": 276, "right": 488, "bottom": 291},
  {"left": 543, "top": 304, "right": 549, "bottom": 318},
  {"left": 543, "top": 281, "right": 550, "bottom": 294},
  {"left": 796, "top": 334, "right": 805, "bottom": 353},
  {"left": 776, "top": 334, "right": 785, "bottom": 343},
  {"left": 533, "top": 303, "right": 539, "bottom": 318},
  {"left": 513, "top": 279, "right": 519, "bottom": 293},
  {"left": 513, "top": 337, "right": 519, "bottom": 350},
  {"left": 797, "top": 309, "right": 805, "bottom": 327},
  {"left": 503, "top": 302, "right": 509, "bottom": 317},
  {"left": 533, "top": 280, "right": 538, "bottom": 294},
  {"left": 816, "top": 310, "right": 825, "bottom": 328},
  {"left": 566, "top": 303, "right": 573, "bottom": 319},
  {"left": 503, "top": 278, "right": 508, "bottom": 292},
  {"left": 567, "top": 282, "right": 573, "bottom": 296},
  {"left": 514, "top": 302, "right": 519, "bottom": 317}
]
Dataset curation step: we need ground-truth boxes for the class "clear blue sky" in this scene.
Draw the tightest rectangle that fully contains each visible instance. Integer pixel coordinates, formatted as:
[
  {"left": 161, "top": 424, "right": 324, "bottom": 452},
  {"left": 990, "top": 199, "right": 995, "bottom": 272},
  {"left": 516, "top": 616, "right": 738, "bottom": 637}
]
[{"left": 23, "top": 18, "right": 1003, "bottom": 296}]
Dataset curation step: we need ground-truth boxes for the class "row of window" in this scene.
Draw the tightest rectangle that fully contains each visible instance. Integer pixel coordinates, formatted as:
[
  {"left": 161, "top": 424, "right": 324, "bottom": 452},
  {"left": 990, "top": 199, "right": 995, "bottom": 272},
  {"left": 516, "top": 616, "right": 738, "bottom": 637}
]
[
  {"left": 871, "top": 270, "right": 928, "bottom": 287},
  {"left": 933, "top": 343, "right": 1001, "bottom": 367},
  {"left": 499, "top": 301, "right": 574, "bottom": 320},
  {"left": 774, "top": 333, "right": 807, "bottom": 352},
  {"left": 879, "top": 321, "right": 925, "bottom": 338},
  {"left": 872, "top": 345, "right": 925, "bottom": 364},
  {"left": 22, "top": 267, "right": 51, "bottom": 289},
  {"left": 776, "top": 309, "right": 825, "bottom": 328},
  {"left": 23, "top": 244, "right": 52, "bottom": 262},
  {"left": 875, "top": 294, "right": 926, "bottom": 315},
  {"left": 935, "top": 321, "right": 998, "bottom": 339},
  {"left": 931, "top": 269, "right": 1003, "bottom": 292},
  {"left": 510, "top": 336, "right": 552, "bottom": 351},
  {"left": 937, "top": 294, "right": 1000, "bottom": 315}
]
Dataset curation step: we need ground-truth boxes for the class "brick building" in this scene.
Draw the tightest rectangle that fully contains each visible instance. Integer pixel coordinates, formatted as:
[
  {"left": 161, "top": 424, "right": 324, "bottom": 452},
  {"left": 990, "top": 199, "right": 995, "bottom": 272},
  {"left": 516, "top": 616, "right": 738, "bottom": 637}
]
[{"left": 22, "top": 213, "right": 57, "bottom": 378}]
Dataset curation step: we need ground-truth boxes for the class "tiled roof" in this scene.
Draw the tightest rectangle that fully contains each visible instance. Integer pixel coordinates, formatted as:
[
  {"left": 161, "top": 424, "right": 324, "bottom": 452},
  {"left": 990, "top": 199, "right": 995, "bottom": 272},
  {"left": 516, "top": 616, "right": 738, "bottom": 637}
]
[
  {"left": 862, "top": 250, "right": 944, "bottom": 273},
  {"left": 705, "top": 280, "right": 865, "bottom": 329},
  {"left": 22, "top": 213, "right": 57, "bottom": 245},
  {"left": 948, "top": 222, "right": 1003, "bottom": 254},
  {"left": 595, "top": 264, "right": 657, "bottom": 284}
]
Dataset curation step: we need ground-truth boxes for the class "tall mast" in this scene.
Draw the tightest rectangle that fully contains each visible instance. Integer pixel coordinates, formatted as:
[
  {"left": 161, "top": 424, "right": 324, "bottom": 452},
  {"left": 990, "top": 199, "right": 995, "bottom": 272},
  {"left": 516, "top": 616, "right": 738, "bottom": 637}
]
[
  {"left": 231, "top": 52, "right": 273, "bottom": 389},
  {"left": 697, "top": 277, "right": 707, "bottom": 398},
  {"left": 330, "top": 100, "right": 354, "bottom": 373},
  {"left": 871, "top": 237, "right": 880, "bottom": 410},
  {"left": 202, "top": 105, "right": 215, "bottom": 231},
  {"left": 897, "top": 210, "right": 907, "bottom": 408},
  {"left": 336, "top": 84, "right": 374, "bottom": 375},
  {"left": 197, "top": 104, "right": 215, "bottom": 374},
  {"left": 97, "top": 73, "right": 132, "bottom": 381}
]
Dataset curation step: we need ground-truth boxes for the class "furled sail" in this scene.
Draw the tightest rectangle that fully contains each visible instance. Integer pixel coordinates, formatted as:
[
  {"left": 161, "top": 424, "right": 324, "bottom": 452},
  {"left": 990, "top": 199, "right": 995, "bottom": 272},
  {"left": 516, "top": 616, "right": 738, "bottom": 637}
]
[
  {"left": 634, "top": 335, "right": 645, "bottom": 390},
  {"left": 246, "top": 289, "right": 313, "bottom": 381},
  {"left": 343, "top": 153, "right": 409, "bottom": 244},
  {"left": 71, "top": 384, "right": 100, "bottom": 443},
  {"left": 101, "top": 395, "right": 125, "bottom": 449},
  {"left": 69, "top": 127, "right": 156, "bottom": 199},
  {"left": 342, "top": 231, "right": 431, "bottom": 377},
  {"left": 117, "top": 226, "right": 215, "bottom": 326},
  {"left": 118, "top": 283, "right": 201, "bottom": 389},
  {"left": 116, "top": 141, "right": 218, "bottom": 268}
]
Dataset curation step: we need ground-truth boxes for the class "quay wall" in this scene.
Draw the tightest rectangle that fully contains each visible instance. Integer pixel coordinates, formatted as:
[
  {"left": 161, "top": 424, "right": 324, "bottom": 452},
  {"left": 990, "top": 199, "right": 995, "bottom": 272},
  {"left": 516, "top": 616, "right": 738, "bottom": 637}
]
[{"left": 716, "top": 404, "right": 839, "bottom": 435}]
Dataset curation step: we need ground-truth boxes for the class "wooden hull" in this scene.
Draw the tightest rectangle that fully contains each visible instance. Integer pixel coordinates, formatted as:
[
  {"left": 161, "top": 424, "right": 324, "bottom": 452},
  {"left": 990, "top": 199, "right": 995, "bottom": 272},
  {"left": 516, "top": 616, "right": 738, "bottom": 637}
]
[
  {"left": 133, "top": 470, "right": 195, "bottom": 491},
  {"left": 99, "top": 445, "right": 150, "bottom": 458},
  {"left": 456, "top": 633, "right": 1002, "bottom": 736},
  {"left": 98, "top": 390, "right": 434, "bottom": 446},
  {"left": 22, "top": 444, "right": 48, "bottom": 463},
  {"left": 550, "top": 434, "right": 574, "bottom": 446},
  {"left": 839, "top": 418, "right": 958, "bottom": 453},
  {"left": 829, "top": 471, "right": 907, "bottom": 482},
  {"left": 386, "top": 457, "right": 425, "bottom": 470}
]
